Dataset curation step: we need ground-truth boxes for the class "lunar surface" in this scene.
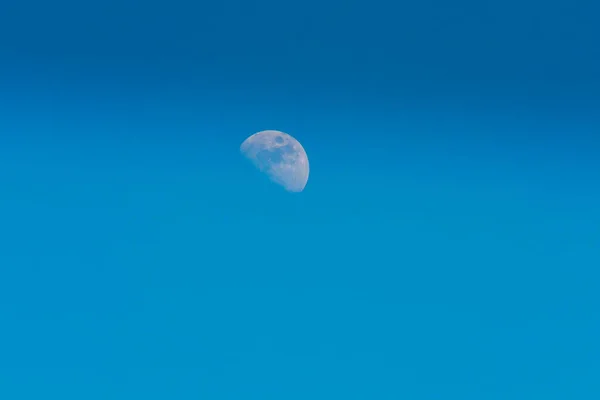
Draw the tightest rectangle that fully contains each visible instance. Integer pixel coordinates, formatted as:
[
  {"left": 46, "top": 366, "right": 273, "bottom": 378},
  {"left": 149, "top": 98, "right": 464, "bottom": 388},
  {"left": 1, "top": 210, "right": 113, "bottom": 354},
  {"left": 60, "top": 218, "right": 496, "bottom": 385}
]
[{"left": 240, "top": 130, "right": 309, "bottom": 192}]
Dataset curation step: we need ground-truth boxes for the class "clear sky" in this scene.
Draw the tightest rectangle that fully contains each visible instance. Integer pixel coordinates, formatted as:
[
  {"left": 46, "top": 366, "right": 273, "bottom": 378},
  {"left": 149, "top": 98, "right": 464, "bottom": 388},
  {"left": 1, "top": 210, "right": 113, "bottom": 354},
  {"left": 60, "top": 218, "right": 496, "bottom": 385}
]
[{"left": 0, "top": 0, "right": 598, "bottom": 398}]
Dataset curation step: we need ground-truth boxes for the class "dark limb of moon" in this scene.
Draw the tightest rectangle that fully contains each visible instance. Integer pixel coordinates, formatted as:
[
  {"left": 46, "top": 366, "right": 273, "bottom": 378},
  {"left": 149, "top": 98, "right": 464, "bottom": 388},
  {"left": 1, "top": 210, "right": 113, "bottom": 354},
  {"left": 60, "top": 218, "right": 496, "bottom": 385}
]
[{"left": 240, "top": 130, "right": 310, "bottom": 192}]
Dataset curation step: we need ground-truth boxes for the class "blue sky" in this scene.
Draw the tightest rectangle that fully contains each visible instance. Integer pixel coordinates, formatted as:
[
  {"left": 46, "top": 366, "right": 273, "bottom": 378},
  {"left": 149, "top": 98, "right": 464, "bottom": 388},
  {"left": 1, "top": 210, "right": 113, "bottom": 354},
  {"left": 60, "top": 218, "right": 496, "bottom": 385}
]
[{"left": 0, "top": 0, "right": 598, "bottom": 398}]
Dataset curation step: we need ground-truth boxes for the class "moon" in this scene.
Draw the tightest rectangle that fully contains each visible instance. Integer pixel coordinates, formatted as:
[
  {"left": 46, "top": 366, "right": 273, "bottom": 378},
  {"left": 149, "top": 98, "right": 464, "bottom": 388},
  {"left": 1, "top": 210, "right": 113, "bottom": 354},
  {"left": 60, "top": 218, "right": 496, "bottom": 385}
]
[{"left": 240, "top": 130, "right": 309, "bottom": 192}]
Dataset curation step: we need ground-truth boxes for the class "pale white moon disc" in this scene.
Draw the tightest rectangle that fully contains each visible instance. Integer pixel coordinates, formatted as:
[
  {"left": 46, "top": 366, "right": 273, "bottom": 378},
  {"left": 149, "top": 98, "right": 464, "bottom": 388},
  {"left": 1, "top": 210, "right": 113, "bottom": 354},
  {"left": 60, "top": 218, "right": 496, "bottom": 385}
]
[{"left": 240, "top": 130, "right": 310, "bottom": 192}]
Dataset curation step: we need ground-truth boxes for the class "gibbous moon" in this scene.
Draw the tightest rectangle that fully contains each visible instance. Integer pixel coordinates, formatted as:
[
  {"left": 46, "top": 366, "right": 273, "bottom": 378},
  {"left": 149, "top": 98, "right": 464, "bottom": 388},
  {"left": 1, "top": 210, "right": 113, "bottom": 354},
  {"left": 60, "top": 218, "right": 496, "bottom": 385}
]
[{"left": 240, "top": 130, "right": 309, "bottom": 192}]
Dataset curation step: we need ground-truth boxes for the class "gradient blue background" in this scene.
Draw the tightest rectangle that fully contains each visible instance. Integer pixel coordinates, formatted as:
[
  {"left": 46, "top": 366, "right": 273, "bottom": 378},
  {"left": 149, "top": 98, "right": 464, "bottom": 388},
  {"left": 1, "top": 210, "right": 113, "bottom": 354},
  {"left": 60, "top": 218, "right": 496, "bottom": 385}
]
[{"left": 0, "top": 0, "right": 598, "bottom": 398}]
